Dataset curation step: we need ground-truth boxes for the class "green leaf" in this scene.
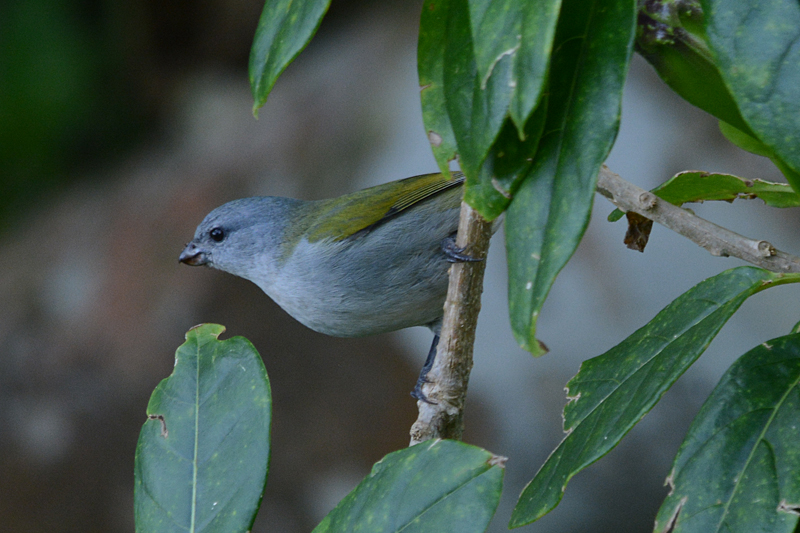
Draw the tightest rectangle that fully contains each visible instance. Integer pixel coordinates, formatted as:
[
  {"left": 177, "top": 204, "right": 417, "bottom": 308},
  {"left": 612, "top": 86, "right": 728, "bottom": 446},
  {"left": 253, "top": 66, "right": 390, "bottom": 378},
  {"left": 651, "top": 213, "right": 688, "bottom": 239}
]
[
  {"left": 771, "top": 158, "right": 800, "bottom": 192},
  {"left": 719, "top": 120, "right": 774, "bottom": 158},
  {"left": 702, "top": 0, "right": 800, "bottom": 191},
  {"left": 135, "top": 324, "right": 271, "bottom": 533},
  {"left": 635, "top": 0, "right": 754, "bottom": 136},
  {"left": 468, "top": 0, "right": 561, "bottom": 131},
  {"left": 608, "top": 169, "right": 800, "bottom": 220},
  {"left": 249, "top": 0, "right": 331, "bottom": 115},
  {"left": 652, "top": 171, "right": 800, "bottom": 208},
  {"left": 505, "top": 0, "right": 636, "bottom": 354},
  {"left": 419, "top": 0, "right": 458, "bottom": 177},
  {"left": 443, "top": 0, "right": 514, "bottom": 180},
  {"left": 463, "top": 93, "right": 548, "bottom": 221},
  {"left": 419, "top": 0, "right": 558, "bottom": 181},
  {"left": 719, "top": 121, "right": 800, "bottom": 189},
  {"left": 655, "top": 333, "right": 800, "bottom": 533},
  {"left": 509, "top": 267, "right": 800, "bottom": 527},
  {"left": 313, "top": 440, "right": 505, "bottom": 533}
]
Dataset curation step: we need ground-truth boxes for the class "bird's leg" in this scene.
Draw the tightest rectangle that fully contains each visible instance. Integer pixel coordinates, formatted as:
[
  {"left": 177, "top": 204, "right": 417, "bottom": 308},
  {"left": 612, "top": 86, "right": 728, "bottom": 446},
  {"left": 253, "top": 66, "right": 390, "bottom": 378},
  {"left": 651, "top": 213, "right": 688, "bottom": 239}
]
[
  {"left": 411, "top": 335, "right": 439, "bottom": 404},
  {"left": 441, "top": 234, "right": 484, "bottom": 263}
]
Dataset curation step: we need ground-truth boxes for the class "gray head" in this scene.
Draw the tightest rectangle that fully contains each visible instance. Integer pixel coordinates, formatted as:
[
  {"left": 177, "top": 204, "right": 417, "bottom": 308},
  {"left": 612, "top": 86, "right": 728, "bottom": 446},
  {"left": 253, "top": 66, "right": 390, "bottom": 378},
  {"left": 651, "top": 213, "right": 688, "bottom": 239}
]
[{"left": 179, "top": 196, "right": 301, "bottom": 280}]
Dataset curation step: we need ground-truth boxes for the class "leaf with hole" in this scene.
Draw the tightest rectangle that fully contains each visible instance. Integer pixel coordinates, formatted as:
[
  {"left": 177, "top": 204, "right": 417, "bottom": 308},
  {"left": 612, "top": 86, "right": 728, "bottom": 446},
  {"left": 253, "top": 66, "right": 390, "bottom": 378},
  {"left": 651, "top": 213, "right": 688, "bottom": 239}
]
[
  {"left": 134, "top": 324, "right": 271, "bottom": 533},
  {"left": 608, "top": 170, "right": 800, "bottom": 221}
]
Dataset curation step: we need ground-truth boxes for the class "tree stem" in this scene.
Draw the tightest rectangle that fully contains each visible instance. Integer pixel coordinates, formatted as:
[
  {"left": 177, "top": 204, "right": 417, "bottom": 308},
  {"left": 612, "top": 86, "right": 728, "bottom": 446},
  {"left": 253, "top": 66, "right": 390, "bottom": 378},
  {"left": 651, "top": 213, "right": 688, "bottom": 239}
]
[
  {"left": 409, "top": 201, "right": 493, "bottom": 445},
  {"left": 597, "top": 166, "right": 800, "bottom": 273}
]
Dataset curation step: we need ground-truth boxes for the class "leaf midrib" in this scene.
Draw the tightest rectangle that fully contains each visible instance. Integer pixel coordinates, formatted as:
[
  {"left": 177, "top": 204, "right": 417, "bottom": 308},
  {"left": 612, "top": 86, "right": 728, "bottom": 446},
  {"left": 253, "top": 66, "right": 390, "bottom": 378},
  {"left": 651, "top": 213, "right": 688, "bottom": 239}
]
[
  {"left": 714, "top": 366, "right": 800, "bottom": 532},
  {"left": 190, "top": 340, "right": 201, "bottom": 532}
]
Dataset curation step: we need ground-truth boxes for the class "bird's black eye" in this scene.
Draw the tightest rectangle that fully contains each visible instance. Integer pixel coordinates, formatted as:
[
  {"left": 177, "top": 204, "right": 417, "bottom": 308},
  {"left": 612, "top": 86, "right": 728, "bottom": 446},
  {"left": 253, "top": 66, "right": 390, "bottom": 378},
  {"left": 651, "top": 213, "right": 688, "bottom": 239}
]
[{"left": 209, "top": 227, "right": 225, "bottom": 242}]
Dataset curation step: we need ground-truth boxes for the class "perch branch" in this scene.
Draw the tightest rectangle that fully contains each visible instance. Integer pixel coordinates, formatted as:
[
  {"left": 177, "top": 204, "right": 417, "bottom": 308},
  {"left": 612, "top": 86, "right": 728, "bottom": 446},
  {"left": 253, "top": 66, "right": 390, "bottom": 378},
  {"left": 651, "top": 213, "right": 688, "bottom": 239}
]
[
  {"left": 409, "top": 165, "right": 799, "bottom": 445},
  {"left": 597, "top": 166, "right": 800, "bottom": 273},
  {"left": 409, "top": 202, "right": 493, "bottom": 445}
]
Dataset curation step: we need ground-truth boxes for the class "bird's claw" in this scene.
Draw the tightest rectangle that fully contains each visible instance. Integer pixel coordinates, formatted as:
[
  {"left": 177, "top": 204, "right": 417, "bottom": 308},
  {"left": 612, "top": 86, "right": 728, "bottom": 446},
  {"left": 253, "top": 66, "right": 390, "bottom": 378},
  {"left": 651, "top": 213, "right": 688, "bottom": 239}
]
[
  {"left": 411, "top": 385, "right": 435, "bottom": 404},
  {"left": 410, "top": 334, "right": 439, "bottom": 404},
  {"left": 442, "top": 236, "right": 483, "bottom": 263}
]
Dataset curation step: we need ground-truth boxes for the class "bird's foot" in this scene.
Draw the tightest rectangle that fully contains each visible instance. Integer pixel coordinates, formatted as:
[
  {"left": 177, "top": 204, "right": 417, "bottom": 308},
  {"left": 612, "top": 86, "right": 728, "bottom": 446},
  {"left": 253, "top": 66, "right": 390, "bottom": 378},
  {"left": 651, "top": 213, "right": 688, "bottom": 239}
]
[
  {"left": 442, "top": 235, "right": 483, "bottom": 263},
  {"left": 410, "top": 381, "right": 435, "bottom": 404},
  {"left": 410, "top": 335, "right": 439, "bottom": 404}
]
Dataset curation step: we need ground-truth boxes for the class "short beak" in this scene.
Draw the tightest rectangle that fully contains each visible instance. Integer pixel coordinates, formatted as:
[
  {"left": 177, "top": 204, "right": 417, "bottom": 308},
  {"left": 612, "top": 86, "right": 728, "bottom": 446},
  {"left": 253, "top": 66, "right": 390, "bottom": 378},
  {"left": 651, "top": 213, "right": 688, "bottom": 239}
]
[{"left": 179, "top": 242, "right": 209, "bottom": 266}]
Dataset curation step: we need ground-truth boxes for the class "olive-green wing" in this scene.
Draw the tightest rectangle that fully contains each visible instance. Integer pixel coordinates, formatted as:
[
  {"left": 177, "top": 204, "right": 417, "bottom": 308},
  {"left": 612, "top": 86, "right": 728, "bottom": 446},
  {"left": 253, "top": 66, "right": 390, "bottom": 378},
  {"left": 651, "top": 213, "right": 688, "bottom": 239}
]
[{"left": 306, "top": 172, "right": 464, "bottom": 243}]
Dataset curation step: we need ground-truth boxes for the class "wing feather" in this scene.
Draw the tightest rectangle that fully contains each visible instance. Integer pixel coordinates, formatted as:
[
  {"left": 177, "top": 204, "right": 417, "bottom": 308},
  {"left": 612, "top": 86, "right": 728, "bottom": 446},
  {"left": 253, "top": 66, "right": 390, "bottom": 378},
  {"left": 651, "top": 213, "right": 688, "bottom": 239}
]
[{"left": 305, "top": 172, "right": 464, "bottom": 242}]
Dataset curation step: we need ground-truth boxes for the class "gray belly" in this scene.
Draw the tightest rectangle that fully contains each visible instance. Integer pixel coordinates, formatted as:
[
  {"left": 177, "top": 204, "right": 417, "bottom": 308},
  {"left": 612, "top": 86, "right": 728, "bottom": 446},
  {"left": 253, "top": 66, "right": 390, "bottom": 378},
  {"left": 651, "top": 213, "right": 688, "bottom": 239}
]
[
  {"left": 269, "top": 210, "right": 458, "bottom": 337},
  {"left": 280, "top": 245, "right": 450, "bottom": 336}
]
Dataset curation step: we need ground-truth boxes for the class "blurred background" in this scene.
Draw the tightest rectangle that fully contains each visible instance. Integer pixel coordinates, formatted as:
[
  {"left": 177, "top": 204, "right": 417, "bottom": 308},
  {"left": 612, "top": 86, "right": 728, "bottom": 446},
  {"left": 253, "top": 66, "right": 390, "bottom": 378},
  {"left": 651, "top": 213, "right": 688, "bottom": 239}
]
[{"left": 1, "top": 0, "right": 798, "bottom": 531}]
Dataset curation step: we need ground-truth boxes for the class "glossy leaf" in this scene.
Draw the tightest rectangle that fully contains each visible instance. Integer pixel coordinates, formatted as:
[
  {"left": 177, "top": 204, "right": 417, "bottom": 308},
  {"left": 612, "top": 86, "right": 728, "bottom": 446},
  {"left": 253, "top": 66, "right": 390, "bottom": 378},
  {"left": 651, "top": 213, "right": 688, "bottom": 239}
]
[
  {"left": 135, "top": 324, "right": 271, "bottom": 533},
  {"left": 636, "top": 0, "right": 754, "bottom": 136},
  {"left": 464, "top": 94, "right": 548, "bottom": 221},
  {"left": 468, "top": 0, "right": 561, "bottom": 130},
  {"left": 654, "top": 333, "right": 800, "bottom": 533},
  {"left": 510, "top": 267, "right": 800, "bottom": 527},
  {"left": 505, "top": 0, "right": 636, "bottom": 353},
  {"left": 313, "top": 439, "right": 505, "bottom": 533},
  {"left": 608, "top": 169, "right": 800, "bottom": 221},
  {"left": 419, "top": 0, "right": 557, "bottom": 182},
  {"left": 249, "top": 0, "right": 331, "bottom": 115},
  {"left": 702, "top": 0, "right": 800, "bottom": 191},
  {"left": 443, "top": 0, "right": 514, "bottom": 180},
  {"left": 419, "top": 0, "right": 458, "bottom": 177}
]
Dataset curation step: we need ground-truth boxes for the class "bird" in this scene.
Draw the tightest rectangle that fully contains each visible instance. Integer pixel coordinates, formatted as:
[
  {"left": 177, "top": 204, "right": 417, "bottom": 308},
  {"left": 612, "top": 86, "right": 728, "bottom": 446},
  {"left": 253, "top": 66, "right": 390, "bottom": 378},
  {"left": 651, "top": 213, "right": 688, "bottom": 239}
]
[{"left": 179, "top": 171, "right": 490, "bottom": 402}]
